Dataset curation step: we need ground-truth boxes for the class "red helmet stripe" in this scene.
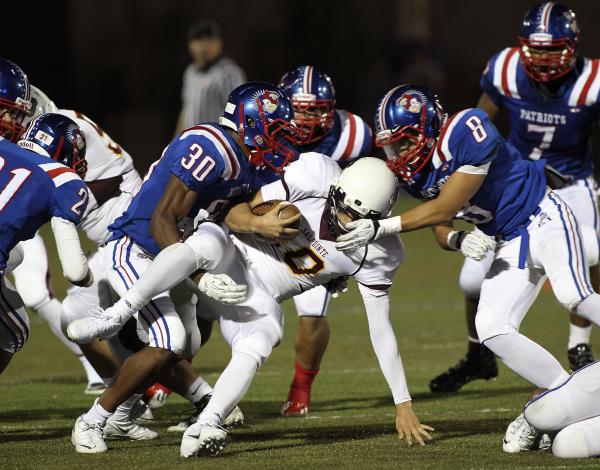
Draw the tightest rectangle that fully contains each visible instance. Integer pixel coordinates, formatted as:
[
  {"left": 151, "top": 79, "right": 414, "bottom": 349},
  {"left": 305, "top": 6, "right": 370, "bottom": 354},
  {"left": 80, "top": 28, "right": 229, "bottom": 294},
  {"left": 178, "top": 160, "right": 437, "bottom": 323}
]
[
  {"left": 378, "top": 86, "right": 400, "bottom": 132},
  {"left": 542, "top": 2, "right": 554, "bottom": 33}
]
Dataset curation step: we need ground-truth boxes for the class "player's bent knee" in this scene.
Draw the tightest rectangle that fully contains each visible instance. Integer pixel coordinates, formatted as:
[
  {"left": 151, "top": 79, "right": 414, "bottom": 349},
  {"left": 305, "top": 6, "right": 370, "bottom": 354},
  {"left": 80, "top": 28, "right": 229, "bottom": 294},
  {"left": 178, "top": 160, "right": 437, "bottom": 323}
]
[
  {"left": 459, "top": 259, "right": 486, "bottom": 299},
  {"left": 549, "top": 267, "right": 586, "bottom": 311},
  {"left": 552, "top": 426, "right": 589, "bottom": 458},
  {"left": 19, "top": 283, "right": 51, "bottom": 311},
  {"left": 232, "top": 329, "right": 280, "bottom": 367},
  {"left": 475, "top": 303, "right": 515, "bottom": 343},
  {"left": 184, "top": 222, "right": 231, "bottom": 271}
]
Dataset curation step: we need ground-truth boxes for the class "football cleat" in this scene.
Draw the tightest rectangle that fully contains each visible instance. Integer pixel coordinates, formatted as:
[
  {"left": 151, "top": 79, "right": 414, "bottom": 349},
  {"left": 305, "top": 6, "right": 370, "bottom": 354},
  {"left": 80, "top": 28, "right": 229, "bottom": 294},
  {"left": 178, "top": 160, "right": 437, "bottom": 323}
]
[
  {"left": 67, "top": 308, "right": 123, "bottom": 344},
  {"left": 103, "top": 416, "right": 159, "bottom": 441},
  {"left": 280, "top": 400, "right": 309, "bottom": 417},
  {"left": 502, "top": 413, "right": 542, "bottom": 453},
  {"left": 71, "top": 415, "right": 107, "bottom": 454},
  {"left": 84, "top": 382, "right": 106, "bottom": 396},
  {"left": 429, "top": 343, "right": 498, "bottom": 393},
  {"left": 130, "top": 399, "right": 154, "bottom": 423},
  {"left": 143, "top": 383, "right": 172, "bottom": 410},
  {"left": 180, "top": 423, "right": 227, "bottom": 458},
  {"left": 168, "top": 395, "right": 244, "bottom": 432},
  {"left": 567, "top": 343, "right": 594, "bottom": 371}
]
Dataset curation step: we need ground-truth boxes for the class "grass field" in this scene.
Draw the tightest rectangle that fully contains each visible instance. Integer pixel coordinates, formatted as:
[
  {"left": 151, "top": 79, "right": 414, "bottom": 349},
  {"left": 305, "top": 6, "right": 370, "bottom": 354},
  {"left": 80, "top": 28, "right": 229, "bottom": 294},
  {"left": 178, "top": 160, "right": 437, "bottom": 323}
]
[{"left": 1, "top": 199, "right": 599, "bottom": 469}]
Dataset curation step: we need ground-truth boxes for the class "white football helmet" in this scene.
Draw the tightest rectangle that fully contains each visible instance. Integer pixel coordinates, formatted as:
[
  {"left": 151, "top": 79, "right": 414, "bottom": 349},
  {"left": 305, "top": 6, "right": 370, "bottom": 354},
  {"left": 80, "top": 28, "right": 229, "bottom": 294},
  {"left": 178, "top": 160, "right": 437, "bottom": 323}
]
[
  {"left": 24, "top": 85, "right": 58, "bottom": 126},
  {"left": 326, "top": 157, "right": 399, "bottom": 236}
]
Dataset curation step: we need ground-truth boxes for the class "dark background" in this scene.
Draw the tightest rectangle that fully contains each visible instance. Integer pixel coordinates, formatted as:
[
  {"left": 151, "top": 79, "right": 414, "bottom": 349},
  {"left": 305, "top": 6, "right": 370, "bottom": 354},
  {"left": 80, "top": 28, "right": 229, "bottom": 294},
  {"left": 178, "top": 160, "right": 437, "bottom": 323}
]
[{"left": 3, "top": 0, "right": 600, "bottom": 172}]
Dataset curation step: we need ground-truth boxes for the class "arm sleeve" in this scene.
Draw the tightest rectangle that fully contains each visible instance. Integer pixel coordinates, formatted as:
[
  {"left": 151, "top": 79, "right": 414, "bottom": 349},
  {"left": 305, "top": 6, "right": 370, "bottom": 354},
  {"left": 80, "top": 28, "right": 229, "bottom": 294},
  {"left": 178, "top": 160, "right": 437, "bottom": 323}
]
[
  {"left": 261, "top": 153, "right": 341, "bottom": 202},
  {"left": 51, "top": 217, "right": 89, "bottom": 283},
  {"left": 359, "top": 283, "right": 411, "bottom": 404}
]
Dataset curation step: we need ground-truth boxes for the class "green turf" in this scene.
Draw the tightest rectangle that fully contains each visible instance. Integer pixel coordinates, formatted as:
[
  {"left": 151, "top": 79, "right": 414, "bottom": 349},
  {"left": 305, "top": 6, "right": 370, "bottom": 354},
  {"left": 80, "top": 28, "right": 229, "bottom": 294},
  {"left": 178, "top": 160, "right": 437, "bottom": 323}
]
[{"left": 1, "top": 201, "right": 599, "bottom": 469}]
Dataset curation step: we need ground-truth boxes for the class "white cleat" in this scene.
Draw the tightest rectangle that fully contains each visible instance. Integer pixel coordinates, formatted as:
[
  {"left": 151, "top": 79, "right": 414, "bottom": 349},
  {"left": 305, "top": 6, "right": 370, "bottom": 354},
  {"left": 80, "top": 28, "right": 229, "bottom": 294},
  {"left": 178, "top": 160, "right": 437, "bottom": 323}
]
[
  {"left": 502, "top": 413, "right": 541, "bottom": 453},
  {"left": 130, "top": 399, "right": 154, "bottom": 424},
  {"left": 103, "top": 416, "right": 159, "bottom": 440},
  {"left": 181, "top": 423, "right": 227, "bottom": 458},
  {"left": 168, "top": 402, "right": 244, "bottom": 433},
  {"left": 71, "top": 415, "right": 107, "bottom": 454},
  {"left": 84, "top": 382, "right": 107, "bottom": 396},
  {"left": 525, "top": 361, "right": 600, "bottom": 432},
  {"left": 67, "top": 307, "right": 123, "bottom": 343}
]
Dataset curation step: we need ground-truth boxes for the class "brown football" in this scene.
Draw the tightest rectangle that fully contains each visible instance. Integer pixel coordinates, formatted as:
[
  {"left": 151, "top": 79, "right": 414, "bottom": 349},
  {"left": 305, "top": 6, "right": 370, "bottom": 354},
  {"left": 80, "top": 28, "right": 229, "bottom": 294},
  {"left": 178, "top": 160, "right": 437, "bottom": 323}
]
[{"left": 251, "top": 199, "right": 301, "bottom": 229}]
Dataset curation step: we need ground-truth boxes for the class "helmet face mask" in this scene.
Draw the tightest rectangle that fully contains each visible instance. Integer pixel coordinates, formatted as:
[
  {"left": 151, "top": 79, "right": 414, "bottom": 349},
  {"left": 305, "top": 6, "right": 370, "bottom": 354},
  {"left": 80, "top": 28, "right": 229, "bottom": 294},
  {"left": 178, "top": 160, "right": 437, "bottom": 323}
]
[
  {"left": 377, "top": 125, "right": 436, "bottom": 180},
  {"left": 290, "top": 95, "right": 335, "bottom": 145},
  {"left": 518, "top": 2, "right": 580, "bottom": 83},
  {"left": 279, "top": 66, "right": 336, "bottom": 147},
  {"left": 220, "top": 82, "right": 299, "bottom": 174}
]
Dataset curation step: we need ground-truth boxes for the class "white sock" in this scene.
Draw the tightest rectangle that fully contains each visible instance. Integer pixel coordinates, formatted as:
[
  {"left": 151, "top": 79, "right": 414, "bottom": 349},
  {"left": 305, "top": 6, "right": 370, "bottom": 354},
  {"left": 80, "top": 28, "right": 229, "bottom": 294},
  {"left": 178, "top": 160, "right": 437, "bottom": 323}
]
[
  {"left": 576, "top": 294, "right": 600, "bottom": 327},
  {"left": 111, "top": 394, "right": 141, "bottom": 422},
  {"left": 82, "top": 398, "right": 113, "bottom": 425},
  {"left": 184, "top": 377, "right": 213, "bottom": 404},
  {"left": 198, "top": 352, "right": 258, "bottom": 427},
  {"left": 484, "top": 333, "right": 568, "bottom": 389},
  {"left": 37, "top": 298, "right": 82, "bottom": 355},
  {"left": 568, "top": 323, "right": 593, "bottom": 349},
  {"left": 113, "top": 243, "right": 199, "bottom": 323},
  {"left": 467, "top": 335, "right": 480, "bottom": 344},
  {"left": 79, "top": 356, "right": 103, "bottom": 385}
]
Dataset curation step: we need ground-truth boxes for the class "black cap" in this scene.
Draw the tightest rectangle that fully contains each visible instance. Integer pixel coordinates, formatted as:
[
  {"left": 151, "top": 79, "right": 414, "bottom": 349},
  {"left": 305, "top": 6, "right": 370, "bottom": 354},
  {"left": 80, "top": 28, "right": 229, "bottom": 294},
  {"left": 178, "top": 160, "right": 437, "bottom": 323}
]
[{"left": 188, "top": 20, "right": 222, "bottom": 40}]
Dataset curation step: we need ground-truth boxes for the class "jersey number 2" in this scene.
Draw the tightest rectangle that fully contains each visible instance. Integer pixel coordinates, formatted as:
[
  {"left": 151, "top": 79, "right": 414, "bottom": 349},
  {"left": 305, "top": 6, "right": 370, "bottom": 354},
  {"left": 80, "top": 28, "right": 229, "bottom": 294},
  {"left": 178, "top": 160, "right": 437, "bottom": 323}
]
[{"left": 0, "top": 156, "right": 32, "bottom": 212}]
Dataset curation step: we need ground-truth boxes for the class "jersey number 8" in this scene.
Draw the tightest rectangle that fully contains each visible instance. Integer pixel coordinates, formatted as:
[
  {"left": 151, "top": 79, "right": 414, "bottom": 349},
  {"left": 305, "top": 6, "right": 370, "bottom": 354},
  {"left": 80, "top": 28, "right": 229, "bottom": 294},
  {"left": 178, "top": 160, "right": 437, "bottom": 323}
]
[{"left": 465, "top": 116, "right": 488, "bottom": 143}]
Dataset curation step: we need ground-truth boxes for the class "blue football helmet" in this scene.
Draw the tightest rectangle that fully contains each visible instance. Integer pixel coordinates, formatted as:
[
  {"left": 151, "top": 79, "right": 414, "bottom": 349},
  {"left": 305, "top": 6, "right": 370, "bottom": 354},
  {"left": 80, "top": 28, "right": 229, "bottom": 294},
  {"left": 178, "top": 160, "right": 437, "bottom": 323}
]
[
  {"left": 518, "top": 2, "right": 580, "bottom": 82},
  {"left": 18, "top": 113, "right": 87, "bottom": 177},
  {"left": 0, "top": 58, "right": 31, "bottom": 142},
  {"left": 278, "top": 65, "right": 336, "bottom": 146},
  {"left": 219, "top": 81, "right": 298, "bottom": 173},
  {"left": 374, "top": 84, "right": 446, "bottom": 180}
]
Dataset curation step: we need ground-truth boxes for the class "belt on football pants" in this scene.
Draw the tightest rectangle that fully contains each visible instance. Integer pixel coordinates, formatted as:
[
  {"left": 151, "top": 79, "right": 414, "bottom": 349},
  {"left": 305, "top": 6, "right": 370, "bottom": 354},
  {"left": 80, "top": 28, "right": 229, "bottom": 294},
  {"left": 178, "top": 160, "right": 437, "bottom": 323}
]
[{"left": 496, "top": 206, "right": 543, "bottom": 269}]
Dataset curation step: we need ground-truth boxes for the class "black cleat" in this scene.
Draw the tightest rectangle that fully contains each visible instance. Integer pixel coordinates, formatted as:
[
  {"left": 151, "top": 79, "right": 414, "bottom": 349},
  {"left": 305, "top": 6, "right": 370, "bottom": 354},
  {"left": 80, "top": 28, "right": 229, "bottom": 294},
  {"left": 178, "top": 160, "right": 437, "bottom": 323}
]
[
  {"left": 429, "top": 342, "right": 498, "bottom": 393},
  {"left": 568, "top": 343, "right": 594, "bottom": 371}
]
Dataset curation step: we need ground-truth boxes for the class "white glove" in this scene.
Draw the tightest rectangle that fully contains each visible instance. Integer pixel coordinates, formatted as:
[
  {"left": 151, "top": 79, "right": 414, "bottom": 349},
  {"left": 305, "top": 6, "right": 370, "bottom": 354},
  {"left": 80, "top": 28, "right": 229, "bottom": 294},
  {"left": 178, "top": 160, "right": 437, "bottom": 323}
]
[
  {"left": 450, "top": 230, "right": 496, "bottom": 261},
  {"left": 335, "top": 216, "right": 402, "bottom": 253},
  {"left": 198, "top": 273, "right": 247, "bottom": 305}
]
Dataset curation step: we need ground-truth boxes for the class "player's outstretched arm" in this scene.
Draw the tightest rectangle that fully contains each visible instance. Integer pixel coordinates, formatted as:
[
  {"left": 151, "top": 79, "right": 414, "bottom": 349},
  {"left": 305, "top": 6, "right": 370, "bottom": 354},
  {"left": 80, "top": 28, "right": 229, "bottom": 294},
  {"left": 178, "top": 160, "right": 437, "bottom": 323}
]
[
  {"left": 358, "top": 283, "right": 433, "bottom": 445},
  {"left": 336, "top": 172, "right": 486, "bottom": 253},
  {"left": 51, "top": 217, "right": 92, "bottom": 286}
]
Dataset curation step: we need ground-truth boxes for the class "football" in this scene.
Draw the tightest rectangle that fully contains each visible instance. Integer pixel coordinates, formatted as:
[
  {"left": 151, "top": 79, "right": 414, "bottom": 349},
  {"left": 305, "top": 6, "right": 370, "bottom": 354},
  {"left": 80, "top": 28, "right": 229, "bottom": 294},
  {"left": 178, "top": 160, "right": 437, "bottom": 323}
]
[{"left": 251, "top": 199, "right": 301, "bottom": 229}]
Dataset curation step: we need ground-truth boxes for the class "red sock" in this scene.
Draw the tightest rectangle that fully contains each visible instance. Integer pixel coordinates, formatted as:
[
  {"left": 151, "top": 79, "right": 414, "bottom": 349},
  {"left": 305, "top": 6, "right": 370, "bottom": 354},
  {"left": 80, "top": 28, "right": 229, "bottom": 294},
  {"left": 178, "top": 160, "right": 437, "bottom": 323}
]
[{"left": 287, "top": 362, "right": 319, "bottom": 404}]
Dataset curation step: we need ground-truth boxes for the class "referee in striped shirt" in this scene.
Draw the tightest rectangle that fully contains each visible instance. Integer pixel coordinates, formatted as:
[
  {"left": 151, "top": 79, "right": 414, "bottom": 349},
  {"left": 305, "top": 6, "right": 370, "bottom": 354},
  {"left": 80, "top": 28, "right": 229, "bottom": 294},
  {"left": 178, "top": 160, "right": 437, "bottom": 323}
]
[{"left": 175, "top": 20, "right": 246, "bottom": 133}]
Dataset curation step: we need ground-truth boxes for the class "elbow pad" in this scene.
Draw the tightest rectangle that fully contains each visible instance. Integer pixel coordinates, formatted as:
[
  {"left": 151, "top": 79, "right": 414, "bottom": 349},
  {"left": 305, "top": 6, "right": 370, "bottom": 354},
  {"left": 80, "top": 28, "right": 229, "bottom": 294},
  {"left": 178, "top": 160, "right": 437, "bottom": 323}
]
[{"left": 51, "top": 217, "right": 89, "bottom": 283}]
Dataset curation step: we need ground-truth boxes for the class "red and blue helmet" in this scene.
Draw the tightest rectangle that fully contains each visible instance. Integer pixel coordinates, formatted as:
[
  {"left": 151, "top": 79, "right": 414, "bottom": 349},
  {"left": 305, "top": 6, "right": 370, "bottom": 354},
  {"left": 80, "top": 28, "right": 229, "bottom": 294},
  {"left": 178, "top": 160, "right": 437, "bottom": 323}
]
[
  {"left": 374, "top": 84, "right": 446, "bottom": 180},
  {"left": 518, "top": 2, "right": 580, "bottom": 82},
  {"left": 18, "top": 113, "right": 87, "bottom": 177},
  {"left": 219, "top": 81, "right": 298, "bottom": 173},
  {"left": 0, "top": 58, "right": 31, "bottom": 143},
  {"left": 278, "top": 65, "right": 336, "bottom": 146}
]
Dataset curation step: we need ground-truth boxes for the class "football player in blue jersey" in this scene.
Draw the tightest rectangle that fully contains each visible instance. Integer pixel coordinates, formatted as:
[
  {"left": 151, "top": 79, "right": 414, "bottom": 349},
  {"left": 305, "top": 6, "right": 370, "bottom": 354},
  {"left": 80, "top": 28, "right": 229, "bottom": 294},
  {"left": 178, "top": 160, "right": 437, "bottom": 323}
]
[
  {"left": 0, "top": 111, "right": 92, "bottom": 374},
  {"left": 0, "top": 58, "right": 31, "bottom": 143},
  {"left": 68, "top": 82, "right": 302, "bottom": 454},
  {"left": 431, "top": 1, "right": 598, "bottom": 394},
  {"left": 335, "top": 83, "right": 600, "bottom": 450},
  {"left": 277, "top": 65, "right": 373, "bottom": 416}
]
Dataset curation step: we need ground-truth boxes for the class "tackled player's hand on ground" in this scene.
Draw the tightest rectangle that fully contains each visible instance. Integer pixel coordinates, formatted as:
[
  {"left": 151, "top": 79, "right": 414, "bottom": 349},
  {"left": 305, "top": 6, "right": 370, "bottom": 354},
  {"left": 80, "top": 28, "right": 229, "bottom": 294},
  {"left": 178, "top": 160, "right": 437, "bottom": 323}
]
[
  {"left": 253, "top": 203, "right": 300, "bottom": 240},
  {"left": 198, "top": 273, "right": 247, "bottom": 304},
  {"left": 395, "top": 401, "right": 434, "bottom": 446}
]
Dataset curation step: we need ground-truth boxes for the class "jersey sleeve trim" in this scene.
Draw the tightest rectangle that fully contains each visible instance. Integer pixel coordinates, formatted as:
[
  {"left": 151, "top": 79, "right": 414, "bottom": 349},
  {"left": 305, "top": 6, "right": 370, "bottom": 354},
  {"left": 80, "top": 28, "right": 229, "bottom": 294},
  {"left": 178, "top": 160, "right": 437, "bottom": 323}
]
[
  {"left": 568, "top": 58, "right": 600, "bottom": 107},
  {"left": 178, "top": 125, "right": 240, "bottom": 180},
  {"left": 434, "top": 109, "right": 470, "bottom": 168},
  {"left": 492, "top": 47, "right": 521, "bottom": 99},
  {"left": 456, "top": 162, "right": 491, "bottom": 175},
  {"left": 38, "top": 162, "right": 80, "bottom": 187}
]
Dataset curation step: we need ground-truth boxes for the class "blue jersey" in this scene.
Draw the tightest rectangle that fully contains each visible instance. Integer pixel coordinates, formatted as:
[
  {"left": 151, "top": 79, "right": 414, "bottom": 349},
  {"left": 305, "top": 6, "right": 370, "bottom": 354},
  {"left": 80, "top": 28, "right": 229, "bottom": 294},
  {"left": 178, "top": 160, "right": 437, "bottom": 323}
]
[
  {"left": 304, "top": 109, "right": 372, "bottom": 166},
  {"left": 0, "top": 138, "right": 89, "bottom": 270},
  {"left": 403, "top": 108, "right": 547, "bottom": 238},
  {"left": 109, "top": 123, "right": 266, "bottom": 255},
  {"left": 481, "top": 48, "right": 600, "bottom": 180}
]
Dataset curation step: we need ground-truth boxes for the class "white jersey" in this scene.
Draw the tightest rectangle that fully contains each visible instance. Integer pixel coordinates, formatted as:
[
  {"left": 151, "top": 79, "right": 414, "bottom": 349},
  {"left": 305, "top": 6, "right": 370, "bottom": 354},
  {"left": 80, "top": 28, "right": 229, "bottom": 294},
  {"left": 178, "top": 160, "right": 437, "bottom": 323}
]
[
  {"left": 58, "top": 110, "right": 142, "bottom": 244},
  {"left": 235, "top": 153, "right": 403, "bottom": 302}
]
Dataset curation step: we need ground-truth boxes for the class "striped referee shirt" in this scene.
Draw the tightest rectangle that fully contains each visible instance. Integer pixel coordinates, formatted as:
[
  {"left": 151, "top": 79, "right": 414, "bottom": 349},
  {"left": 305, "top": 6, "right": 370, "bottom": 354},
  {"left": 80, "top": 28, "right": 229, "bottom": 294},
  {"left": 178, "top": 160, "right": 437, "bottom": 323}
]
[{"left": 181, "top": 56, "right": 246, "bottom": 128}]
